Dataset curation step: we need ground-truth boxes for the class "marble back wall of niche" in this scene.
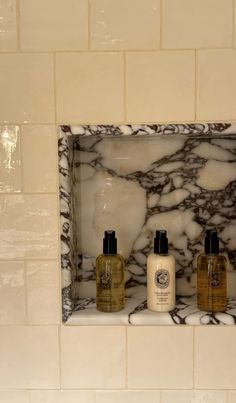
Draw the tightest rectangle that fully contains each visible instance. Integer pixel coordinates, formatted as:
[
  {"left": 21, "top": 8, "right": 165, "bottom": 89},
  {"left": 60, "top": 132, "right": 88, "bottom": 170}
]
[{"left": 59, "top": 124, "right": 236, "bottom": 323}]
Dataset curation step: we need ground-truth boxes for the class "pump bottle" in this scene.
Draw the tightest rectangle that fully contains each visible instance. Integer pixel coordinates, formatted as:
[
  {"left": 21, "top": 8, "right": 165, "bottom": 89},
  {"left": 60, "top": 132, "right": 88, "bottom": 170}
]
[
  {"left": 147, "top": 230, "right": 176, "bottom": 312},
  {"left": 197, "top": 229, "right": 227, "bottom": 312},
  {"left": 96, "top": 230, "right": 125, "bottom": 312}
]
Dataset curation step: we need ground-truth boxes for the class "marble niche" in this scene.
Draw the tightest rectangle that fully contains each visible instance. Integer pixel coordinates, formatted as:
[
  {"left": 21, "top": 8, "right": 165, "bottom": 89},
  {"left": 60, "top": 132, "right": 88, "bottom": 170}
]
[{"left": 59, "top": 123, "right": 236, "bottom": 325}]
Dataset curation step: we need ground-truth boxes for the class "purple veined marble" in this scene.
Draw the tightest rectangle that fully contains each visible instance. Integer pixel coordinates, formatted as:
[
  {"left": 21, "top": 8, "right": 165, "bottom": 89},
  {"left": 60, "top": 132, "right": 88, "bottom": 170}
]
[{"left": 58, "top": 123, "right": 236, "bottom": 325}]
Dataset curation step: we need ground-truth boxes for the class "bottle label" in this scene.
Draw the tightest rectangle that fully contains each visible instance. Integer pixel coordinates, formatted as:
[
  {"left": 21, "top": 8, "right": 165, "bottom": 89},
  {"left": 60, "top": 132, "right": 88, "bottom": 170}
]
[
  {"left": 155, "top": 269, "right": 170, "bottom": 289},
  {"left": 209, "top": 272, "right": 221, "bottom": 288},
  {"left": 98, "top": 270, "right": 111, "bottom": 290}
]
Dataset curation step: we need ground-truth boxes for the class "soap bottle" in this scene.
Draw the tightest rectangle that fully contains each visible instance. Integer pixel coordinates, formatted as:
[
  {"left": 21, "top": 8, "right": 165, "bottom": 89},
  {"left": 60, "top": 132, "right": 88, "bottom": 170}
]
[
  {"left": 147, "top": 230, "right": 176, "bottom": 312},
  {"left": 197, "top": 229, "right": 227, "bottom": 312},
  {"left": 96, "top": 230, "right": 125, "bottom": 312}
]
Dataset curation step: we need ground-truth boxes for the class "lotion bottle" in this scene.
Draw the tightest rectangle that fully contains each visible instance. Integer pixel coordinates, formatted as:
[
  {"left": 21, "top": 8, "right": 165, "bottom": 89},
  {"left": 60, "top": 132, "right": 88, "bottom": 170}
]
[
  {"left": 197, "top": 229, "right": 227, "bottom": 312},
  {"left": 96, "top": 230, "right": 125, "bottom": 312},
  {"left": 147, "top": 230, "right": 176, "bottom": 312}
]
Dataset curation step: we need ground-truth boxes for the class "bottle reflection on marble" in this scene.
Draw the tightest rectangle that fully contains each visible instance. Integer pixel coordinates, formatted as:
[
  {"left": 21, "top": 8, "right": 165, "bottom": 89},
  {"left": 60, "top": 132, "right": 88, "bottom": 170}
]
[
  {"left": 96, "top": 230, "right": 125, "bottom": 312},
  {"left": 197, "top": 230, "right": 227, "bottom": 312}
]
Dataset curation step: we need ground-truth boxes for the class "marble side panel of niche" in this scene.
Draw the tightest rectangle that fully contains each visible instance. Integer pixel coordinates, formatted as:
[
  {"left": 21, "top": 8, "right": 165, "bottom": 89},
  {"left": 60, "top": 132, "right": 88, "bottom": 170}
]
[{"left": 59, "top": 124, "right": 236, "bottom": 325}]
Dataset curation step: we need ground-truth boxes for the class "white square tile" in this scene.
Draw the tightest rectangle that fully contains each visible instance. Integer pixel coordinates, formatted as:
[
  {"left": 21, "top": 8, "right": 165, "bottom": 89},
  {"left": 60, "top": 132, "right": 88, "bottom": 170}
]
[
  {"left": 0, "top": 0, "right": 17, "bottom": 51},
  {"left": 127, "top": 327, "right": 193, "bottom": 388},
  {"left": 0, "top": 126, "right": 21, "bottom": 192},
  {"left": 0, "top": 195, "right": 58, "bottom": 259},
  {"left": 96, "top": 390, "right": 161, "bottom": 403},
  {"left": 90, "top": 0, "right": 160, "bottom": 50},
  {"left": 20, "top": 0, "right": 88, "bottom": 51},
  {"left": 30, "top": 390, "right": 95, "bottom": 403},
  {"left": 126, "top": 51, "right": 195, "bottom": 122},
  {"left": 0, "top": 261, "right": 26, "bottom": 324},
  {"left": 197, "top": 50, "right": 236, "bottom": 120},
  {"left": 195, "top": 327, "right": 236, "bottom": 389},
  {"left": 162, "top": 0, "right": 233, "bottom": 49},
  {"left": 56, "top": 53, "right": 124, "bottom": 124},
  {"left": 0, "top": 54, "right": 54, "bottom": 123},
  {"left": 0, "top": 326, "right": 59, "bottom": 388},
  {"left": 26, "top": 261, "right": 59, "bottom": 324},
  {"left": 61, "top": 326, "right": 126, "bottom": 388},
  {"left": 21, "top": 125, "right": 57, "bottom": 193}
]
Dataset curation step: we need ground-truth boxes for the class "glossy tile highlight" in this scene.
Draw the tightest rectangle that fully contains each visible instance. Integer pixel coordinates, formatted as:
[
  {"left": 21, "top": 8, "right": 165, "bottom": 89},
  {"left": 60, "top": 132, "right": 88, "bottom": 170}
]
[
  {"left": 56, "top": 53, "right": 124, "bottom": 123},
  {"left": 0, "top": 0, "right": 17, "bottom": 51},
  {"left": 0, "top": 126, "right": 21, "bottom": 192},
  {"left": 90, "top": 0, "right": 160, "bottom": 50},
  {"left": 126, "top": 51, "right": 195, "bottom": 122},
  {"left": 26, "top": 261, "right": 59, "bottom": 324},
  {"left": 162, "top": 0, "right": 233, "bottom": 49},
  {"left": 61, "top": 326, "right": 126, "bottom": 388},
  {"left": 197, "top": 50, "right": 236, "bottom": 120},
  {"left": 0, "top": 261, "right": 26, "bottom": 324},
  {"left": 193, "top": 391, "right": 227, "bottom": 403},
  {"left": 21, "top": 125, "right": 57, "bottom": 193},
  {"left": 0, "top": 194, "right": 58, "bottom": 259},
  {"left": 195, "top": 327, "right": 236, "bottom": 389},
  {"left": 127, "top": 327, "right": 193, "bottom": 388},
  {"left": 0, "top": 326, "right": 59, "bottom": 388},
  {"left": 162, "top": 390, "right": 227, "bottom": 403},
  {"left": 0, "top": 54, "right": 54, "bottom": 123},
  {"left": 20, "top": 0, "right": 88, "bottom": 51}
]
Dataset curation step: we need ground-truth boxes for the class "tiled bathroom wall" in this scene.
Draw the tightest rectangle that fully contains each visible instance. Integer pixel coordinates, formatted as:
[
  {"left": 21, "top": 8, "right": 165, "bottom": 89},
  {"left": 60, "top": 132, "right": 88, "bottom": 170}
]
[{"left": 0, "top": 1, "right": 236, "bottom": 402}]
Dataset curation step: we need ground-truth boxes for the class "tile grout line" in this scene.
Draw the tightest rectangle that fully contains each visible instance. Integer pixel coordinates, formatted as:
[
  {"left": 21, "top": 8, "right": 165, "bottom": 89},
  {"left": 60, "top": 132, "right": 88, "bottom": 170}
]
[
  {"left": 160, "top": 389, "right": 163, "bottom": 403},
  {"left": 58, "top": 322, "right": 62, "bottom": 390},
  {"left": 53, "top": 53, "right": 58, "bottom": 125},
  {"left": 3, "top": 119, "right": 236, "bottom": 126},
  {"left": 159, "top": 0, "right": 163, "bottom": 49},
  {"left": 125, "top": 326, "right": 128, "bottom": 389},
  {"left": 194, "top": 50, "right": 198, "bottom": 121},
  {"left": 233, "top": 0, "right": 235, "bottom": 48},
  {"left": 18, "top": 125, "right": 24, "bottom": 193},
  {"left": 23, "top": 260, "right": 29, "bottom": 326},
  {"left": 0, "top": 47, "right": 235, "bottom": 54},
  {"left": 88, "top": 0, "right": 91, "bottom": 51},
  {"left": 123, "top": 52, "right": 127, "bottom": 122},
  {"left": 193, "top": 326, "right": 195, "bottom": 390},
  {"left": 15, "top": 0, "right": 21, "bottom": 51}
]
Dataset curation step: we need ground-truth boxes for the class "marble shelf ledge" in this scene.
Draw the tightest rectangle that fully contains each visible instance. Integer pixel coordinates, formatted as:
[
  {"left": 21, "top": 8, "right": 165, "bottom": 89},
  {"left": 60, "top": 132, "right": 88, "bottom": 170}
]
[{"left": 67, "top": 296, "right": 236, "bottom": 326}]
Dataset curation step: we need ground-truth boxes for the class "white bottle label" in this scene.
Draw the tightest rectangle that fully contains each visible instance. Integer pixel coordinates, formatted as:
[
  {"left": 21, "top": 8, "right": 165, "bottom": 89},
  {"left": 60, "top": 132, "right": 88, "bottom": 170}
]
[
  {"left": 155, "top": 269, "right": 170, "bottom": 289},
  {"left": 147, "top": 255, "right": 175, "bottom": 312}
]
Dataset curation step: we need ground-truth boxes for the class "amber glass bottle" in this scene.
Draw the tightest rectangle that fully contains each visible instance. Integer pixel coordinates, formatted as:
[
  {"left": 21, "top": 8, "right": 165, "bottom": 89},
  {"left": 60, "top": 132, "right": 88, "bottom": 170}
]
[
  {"left": 96, "top": 230, "right": 125, "bottom": 312},
  {"left": 197, "top": 230, "right": 227, "bottom": 312}
]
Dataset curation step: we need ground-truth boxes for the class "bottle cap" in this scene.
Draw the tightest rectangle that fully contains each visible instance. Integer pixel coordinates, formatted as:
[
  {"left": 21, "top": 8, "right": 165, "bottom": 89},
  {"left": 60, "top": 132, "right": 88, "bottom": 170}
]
[
  {"left": 103, "top": 230, "right": 117, "bottom": 255},
  {"left": 154, "top": 230, "right": 168, "bottom": 254},
  {"left": 204, "top": 229, "right": 219, "bottom": 254}
]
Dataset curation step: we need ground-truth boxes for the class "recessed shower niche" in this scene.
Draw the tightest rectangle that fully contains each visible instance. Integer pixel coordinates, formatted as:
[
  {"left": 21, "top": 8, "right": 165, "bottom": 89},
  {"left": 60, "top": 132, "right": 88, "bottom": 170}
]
[{"left": 59, "top": 123, "right": 236, "bottom": 325}]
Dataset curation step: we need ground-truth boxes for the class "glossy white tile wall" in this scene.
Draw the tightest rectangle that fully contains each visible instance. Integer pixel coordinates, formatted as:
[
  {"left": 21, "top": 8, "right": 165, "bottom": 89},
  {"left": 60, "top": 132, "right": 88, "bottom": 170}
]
[
  {"left": 127, "top": 327, "right": 193, "bottom": 389},
  {"left": 0, "top": 0, "right": 236, "bottom": 401}
]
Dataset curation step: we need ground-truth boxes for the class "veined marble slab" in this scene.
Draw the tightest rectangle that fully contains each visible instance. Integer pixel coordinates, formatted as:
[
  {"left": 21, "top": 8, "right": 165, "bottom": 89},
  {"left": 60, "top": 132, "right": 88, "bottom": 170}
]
[
  {"left": 69, "top": 295, "right": 236, "bottom": 325},
  {"left": 59, "top": 123, "right": 236, "bottom": 324}
]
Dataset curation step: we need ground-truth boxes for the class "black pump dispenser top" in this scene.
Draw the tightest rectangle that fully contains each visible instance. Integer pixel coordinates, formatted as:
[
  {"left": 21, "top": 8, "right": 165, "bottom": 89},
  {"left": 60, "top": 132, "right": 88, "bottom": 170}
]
[
  {"left": 103, "top": 230, "right": 117, "bottom": 255},
  {"left": 154, "top": 230, "right": 168, "bottom": 255},
  {"left": 204, "top": 229, "right": 219, "bottom": 254}
]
